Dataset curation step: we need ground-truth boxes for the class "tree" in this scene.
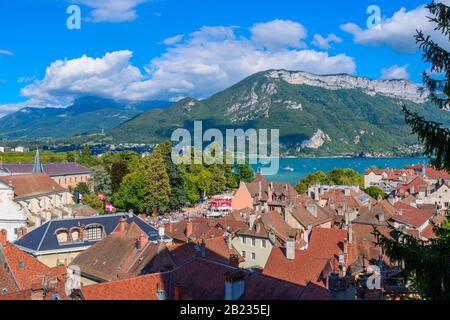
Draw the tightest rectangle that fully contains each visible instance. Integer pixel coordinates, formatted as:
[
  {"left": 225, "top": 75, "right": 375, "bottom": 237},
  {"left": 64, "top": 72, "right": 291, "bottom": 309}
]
[
  {"left": 113, "top": 170, "right": 148, "bottom": 214},
  {"left": 363, "top": 186, "right": 387, "bottom": 200},
  {"left": 375, "top": 1, "right": 450, "bottom": 300},
  {"left": 81, "top": 193, "right": 104, "bottom": 214},
  {"left": 154, "top": 141, "right": 189, "bottom": 210},
  {"left": 403, "top": 1, "right": 450, "bottom": 170},
  {"left": 79, "top": 144, "right": 96, "bottom": 167},
  {"left": 143, "top": 151, "right": 171, "bottom": 215},
  {"left": 235, "top": 162, "right": 255, "bottom": 183},
  {"left": 72, "top": 182, "right": 90, "bottom": 201},
  {"left": 89, "top": 166, "right": 112, "bottom": 197},
  {"left": 110, "top": 160, "right": 129, "bottom": 194},
  {"left": 295, "top": 170, "right": 327, "bottom": 193}
]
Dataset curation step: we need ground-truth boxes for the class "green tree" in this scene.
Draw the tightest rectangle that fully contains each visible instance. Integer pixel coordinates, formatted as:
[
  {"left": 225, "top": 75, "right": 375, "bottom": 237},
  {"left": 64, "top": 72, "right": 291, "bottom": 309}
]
[
  {"left": 72, "top": 182, "right": 90, "bottom": 200},
  {"left": 110, "top": 160, "right": 129, "bottom": 194},
  {"left": 295, "top": 170, "right": 327, "bottom": 193},
  {"left": 363, "top": 186, "right": 387, "bottom": 200},
  {"left": 81, "top": 193, "right": 104, "bottom": 214},
  {"left": 375, "top": 1, "right": 450, "bottom": 300},
  {"left": 113, "top": 170, "right": 148, "bottom": 214},
  {"left": 89, "top": 166, "right": 112, "bottom": 197},
  {"left": 235, "top": 162, "right": 255, "bottom": 183},
  {"left": 143, "top": 150, "right": 171, "bottom": 215},
  {"left": 154, "top": 141, "right": 189, "bottom": 210},
  {"left": 326, "top": 168, "right": 363, "bottom": 186}
]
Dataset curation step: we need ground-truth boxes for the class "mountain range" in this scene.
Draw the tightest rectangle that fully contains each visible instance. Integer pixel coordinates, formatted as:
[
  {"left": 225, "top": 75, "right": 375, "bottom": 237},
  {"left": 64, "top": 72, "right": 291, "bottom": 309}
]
[
  {"left": 109, "top": 70, "right": 450, "bottom": 156},
  {"left": 0, "top": 96, "right": 170, "bottom": 140},
  {"left": 1, "top": 69, "right": 449, "bottom": 157}
]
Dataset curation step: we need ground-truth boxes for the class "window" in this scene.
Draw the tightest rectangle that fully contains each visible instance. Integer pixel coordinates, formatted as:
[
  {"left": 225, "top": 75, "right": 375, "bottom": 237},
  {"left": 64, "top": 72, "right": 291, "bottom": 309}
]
[
  {"left": 241, "top": 236, "right": 246, "bottom": 245},
  {"left": 242, "top": 251, "right": 246, "bottom": 258},
  {"left": 86, "top": 226, "right": 103, "bottom": 240},
  {"left": 251, "top": 238, "right": 256, "bottom": 247},
  {"left": 261, "top": 239, "right": 267, "bottom": 248},
  {"left": 251, "top": 252, "right": 256, "bottom": 260},
  {"left": 71, "top": 229, "right": 80, "bottom": 241},
  {"left": 56, "top": 230, "right": 70, "bottom": 244}
]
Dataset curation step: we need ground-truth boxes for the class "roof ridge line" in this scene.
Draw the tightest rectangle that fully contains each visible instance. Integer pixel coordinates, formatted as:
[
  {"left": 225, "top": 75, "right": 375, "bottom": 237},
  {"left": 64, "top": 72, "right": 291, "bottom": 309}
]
[{"left": 37, "top": 221, "right": 52, "bottom": 252}]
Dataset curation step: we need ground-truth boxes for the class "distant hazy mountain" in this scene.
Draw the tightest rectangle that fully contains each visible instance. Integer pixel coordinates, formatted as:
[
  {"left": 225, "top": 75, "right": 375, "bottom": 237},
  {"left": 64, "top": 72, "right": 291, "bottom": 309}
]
[
  {"left": 110, "top": 69, "right": 450, "bottom": 156},
  {"left": 0, "top": 96, "right": 171, "bottom": 140}
]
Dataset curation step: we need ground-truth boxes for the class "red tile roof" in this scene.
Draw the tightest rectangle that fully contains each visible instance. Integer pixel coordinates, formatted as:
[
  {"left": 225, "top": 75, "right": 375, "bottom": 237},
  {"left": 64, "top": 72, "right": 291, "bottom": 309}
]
[
  {"left": 0, "top": 173, "right": 66, "bottom": 199},
  {"left": 0, "top": 243, "right": 66, "bottom": 291},
  {"left": 392, "top": 202, "right": 434, "bottom": 228},
  {"left": 263, "top": 228, "right": 352, "bottom": 287},
  {"left": 81, "top": 257, "right": 325, "bottom": 300},
  {"left": 82, "top": 273, "right": 166, "bottom": 300}
]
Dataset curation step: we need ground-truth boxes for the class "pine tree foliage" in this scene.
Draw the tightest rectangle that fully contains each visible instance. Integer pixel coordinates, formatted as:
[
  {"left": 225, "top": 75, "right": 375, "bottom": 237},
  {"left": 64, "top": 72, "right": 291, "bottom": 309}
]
[
  {"left": 404, "top": 1, "right": 450, "bottom": 170},
  {"left": 376, "top": 1, "right": 450, "bottom": 300}
]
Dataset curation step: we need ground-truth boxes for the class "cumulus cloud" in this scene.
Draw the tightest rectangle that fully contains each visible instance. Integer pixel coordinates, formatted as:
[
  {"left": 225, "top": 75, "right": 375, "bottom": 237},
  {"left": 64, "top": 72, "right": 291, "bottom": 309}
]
[
  {"left": 0, "top": 49, "right": 14, "bottom": 56},
  {"left": 381, "top": 64, "right": 410, "bottom": 80},
  {"left": 162, "top": 34, "right": 184, "bottom": 45},
  {"left": 251, "top": 19, "right": 308, "bottom": 51},
  {"left": 340, "top": 4, "right": 450, "bottom": 53},
  {"left": 73, "top": 0, "right": 147, "bottom": 22},
  {"left": 7, "top": 20, "right": 356, "bottom": 114},
  {"left": 21, "top": 50, "right": 143, "bottom": 101},
  {"left": 311, "top": 33, "right": 343, "bottom": 49}
]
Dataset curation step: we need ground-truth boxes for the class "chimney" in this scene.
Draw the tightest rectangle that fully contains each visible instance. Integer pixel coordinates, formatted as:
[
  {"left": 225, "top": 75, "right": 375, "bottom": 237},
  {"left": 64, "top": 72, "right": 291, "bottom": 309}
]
[
  {"left": 0, "top": 229, "right": 7, "bottom": 246},
  {"left": 117, "top": 218, "right": 126, "bottom": 232},
  {"left": 344, "top": 188, "right": 351, "bottom": 197},
  {"left": 285, "top": 237, "right": 296, "bottom": 260},
  {"left": 30, "top": 283, "right": 45, "bottom": 301},
  {"left": 136, "top": 233, "right": 148, "bottom": 250},
  {"left": 255, "top": 223, "right": 261, "bottom": 233},
  {"left": 258, "top": 181, "right": 262, "bottom": 199},
  {"left": 226, "top": 233, "right": 233, "bottom": 249},
  {"left": 378, "top": 212, "right": 385, "bottom": 222},
  {"left": 224, "top": 270, "right": 246, "bottom": 300},
  {"left": 314, "top": 185, "right": 320, "bottom": 201},
  {"left": 248, "top": 214, "right": 257, "bottom": 229},
  {"left": 306, "top": 203, "right": 317, "bottom": 218},
  {"left": 186, "top": 221, "right": 193, "bottom": 238},
  {"left": 348, "top": 222, "right": 353, "bottom": 244}
]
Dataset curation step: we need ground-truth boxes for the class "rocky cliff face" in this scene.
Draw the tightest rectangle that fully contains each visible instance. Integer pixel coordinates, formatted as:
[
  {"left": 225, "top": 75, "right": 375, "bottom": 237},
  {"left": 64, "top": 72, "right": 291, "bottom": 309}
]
[{"left": 266, "top": 70, "right": 429, "bottom": 103}]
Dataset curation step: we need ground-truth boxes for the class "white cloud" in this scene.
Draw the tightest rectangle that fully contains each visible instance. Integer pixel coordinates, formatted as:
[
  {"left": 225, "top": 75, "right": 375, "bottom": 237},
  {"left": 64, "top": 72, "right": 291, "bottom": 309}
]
[
  {"left": 341, "top": 4, "right": 450, "bottom": 53},
  {"left": 73, "top": 0, "right": 147, "bottom": 22},
  {"left": 251, "top": 19, "right": 308, "bottom": 51},
  {"left": 162, "top": 34, "right": 184, "bottom": 45},
  {"left": 0, "top": 49, "right": 13, "bottom": 56},
  {"left": 381, "top": 64, "right": 410, "bottom": 80},
  {"left": 6, "top": 20, "right": 356, "bottom": 115},
  {"left": 21, "top": 50, "right": 143, "bottom": 101},
  {"left": 311, "top": 33, "right": 343, "bottom": 49}
]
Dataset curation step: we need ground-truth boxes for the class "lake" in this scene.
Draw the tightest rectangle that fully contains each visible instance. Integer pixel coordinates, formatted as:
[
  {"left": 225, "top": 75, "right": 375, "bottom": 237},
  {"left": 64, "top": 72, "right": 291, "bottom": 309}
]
[{"left": 252, "top": 157, "right": 429, "bottom": 186}]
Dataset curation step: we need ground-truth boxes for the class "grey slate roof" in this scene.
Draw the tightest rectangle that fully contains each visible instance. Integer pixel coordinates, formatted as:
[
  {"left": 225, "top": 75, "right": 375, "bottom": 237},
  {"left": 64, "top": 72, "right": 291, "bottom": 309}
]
[
  {"left": 13, "top": 213, "right": 171, "bottom": 254},
  {"left": 0, "top": 162, "right": 91, "bottom": 177}
]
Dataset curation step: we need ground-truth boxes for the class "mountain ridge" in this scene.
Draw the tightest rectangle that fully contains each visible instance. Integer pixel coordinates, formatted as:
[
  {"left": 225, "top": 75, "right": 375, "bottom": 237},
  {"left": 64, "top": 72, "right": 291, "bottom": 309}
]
[{"left": 109, "top": 69, "right": 449, "bottom": 156}]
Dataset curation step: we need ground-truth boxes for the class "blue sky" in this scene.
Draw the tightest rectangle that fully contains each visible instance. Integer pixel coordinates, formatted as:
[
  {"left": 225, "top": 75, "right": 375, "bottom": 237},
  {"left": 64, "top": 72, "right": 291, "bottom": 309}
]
[{"left": 0, "top": 0, "right": 446, "bottom": 116}]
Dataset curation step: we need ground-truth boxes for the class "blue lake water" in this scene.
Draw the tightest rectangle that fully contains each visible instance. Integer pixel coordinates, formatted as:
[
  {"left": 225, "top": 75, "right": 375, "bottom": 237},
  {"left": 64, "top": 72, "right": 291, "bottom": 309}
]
[{"left": 252, "top": 157, "right": 429, "bottom": 186}]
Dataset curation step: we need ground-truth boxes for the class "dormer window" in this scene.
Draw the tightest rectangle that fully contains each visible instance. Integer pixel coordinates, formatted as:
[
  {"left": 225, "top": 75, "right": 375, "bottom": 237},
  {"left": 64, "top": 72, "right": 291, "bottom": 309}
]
[
  {"left": 56, "top": 230, "right": 70, "bottom": 244},
  {"left": 71, "top": 228, "right": 81, "bottom": 241},
  {"left": 86, "top": 226, "right": 103, "bottom": 240}
]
